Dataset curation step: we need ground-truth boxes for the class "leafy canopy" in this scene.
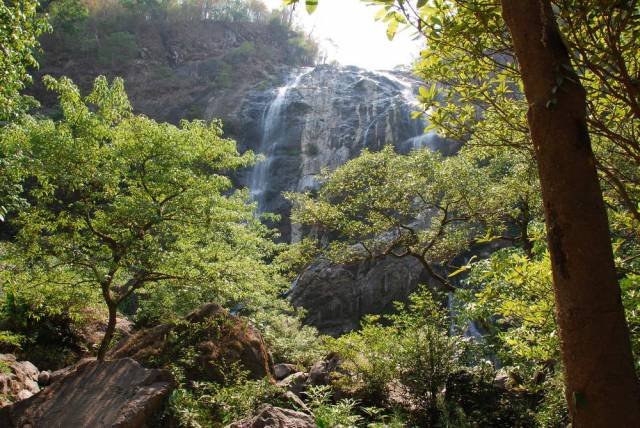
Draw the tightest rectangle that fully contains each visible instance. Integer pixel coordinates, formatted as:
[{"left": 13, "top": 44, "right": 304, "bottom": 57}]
[
  {"left": 0, "top": 75, "right": 284, "bottom": 354},
  {"left": 0, "top": 0, "right": 51, "bottom": 121}
]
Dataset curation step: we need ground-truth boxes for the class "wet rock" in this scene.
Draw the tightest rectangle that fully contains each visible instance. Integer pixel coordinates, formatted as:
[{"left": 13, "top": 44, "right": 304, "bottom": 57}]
[
  {"left": 226, "top": 404, "right": 317, "bottom": 428},
  {"left": 0, "top": 358, "right": 174, "bottom": 428},
  {"left": 109, "top": 303, "right": 274, "bottom": 382}
]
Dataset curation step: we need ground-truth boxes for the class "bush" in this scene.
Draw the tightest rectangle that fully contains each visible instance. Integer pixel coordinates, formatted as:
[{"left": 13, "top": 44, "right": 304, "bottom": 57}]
[
  {"left": 534, "top": 372, "right": 569, "bottom": 428},
  {"left": 327, "top": 318, "right": 398, "bottom": 402},
  {"left": 251, "top": 309, "right": 325, "bottom": 366},
  {"left": 326, "top": 289, "right": 480, "bottom": 424},
  {"left": 166, "top": 364, "right": 285, "bottom": 428},
  {"left": 305, "top": 385, "right": 362, "bottom": 428}
]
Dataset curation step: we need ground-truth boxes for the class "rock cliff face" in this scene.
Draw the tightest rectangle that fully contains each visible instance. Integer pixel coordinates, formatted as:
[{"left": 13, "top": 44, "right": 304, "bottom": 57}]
[
  {"left": 226, "top": 65, "right": 457, "bottom": 334},
  {"left": 230, "top": 64, "right": 455, "bottom": 240},
  {"left": 288, "top": 257, "right": 434, "bottom": 336}
]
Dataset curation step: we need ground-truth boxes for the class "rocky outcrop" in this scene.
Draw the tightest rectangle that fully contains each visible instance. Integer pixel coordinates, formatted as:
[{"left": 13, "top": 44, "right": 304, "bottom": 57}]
[
  {"left": 289, "top": 256, "right": 435, "bottom": 336},
  {"left": 0, "top": 355, "right": 41, "bottom": 406},
  {"left": 109, "top": 303, "right": 274, "bottom": 382},
  {"left": 0, "top": 358, "right": 174, "bottom": 428},
  {"left": 226, "top": 405, "right": 317, "bottom": 428},
  {"left": 235, "top": 65, "right": 456, "bottom": 240},
  {"left": 276, "top": 354, "right": 344, "bottom": 398},
  {"left": 308, "top": 353, "right": 342, "bottom": 386}
]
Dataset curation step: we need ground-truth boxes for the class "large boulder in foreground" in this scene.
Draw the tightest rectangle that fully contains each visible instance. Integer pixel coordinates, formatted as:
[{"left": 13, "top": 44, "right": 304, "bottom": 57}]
[
  {"left": 227, "top": 404, "right": 317, "bottom": 428},
  {"left": 109, "top": 303, "right": 274, "bottom": 382},
  {"left": 0, "top": 358, "right": 174, "bottom": 428}
]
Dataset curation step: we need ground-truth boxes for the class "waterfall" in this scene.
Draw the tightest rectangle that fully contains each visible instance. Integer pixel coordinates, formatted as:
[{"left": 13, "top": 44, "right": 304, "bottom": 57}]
[
  {"left": 371, "top": 70, "right": 441, "bottom": 152},
  {"left": 249, "top": 68, "right": 311, "bottom": 211},
  {"left": 240, "top": 64, "right": 456, "bottom": 241}
]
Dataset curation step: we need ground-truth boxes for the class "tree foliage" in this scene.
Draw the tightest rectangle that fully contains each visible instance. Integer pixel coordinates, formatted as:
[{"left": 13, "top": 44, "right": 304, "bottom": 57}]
[
  {"left": 288, "top": 144, "right": 539, "bottom": 288},
  {"left": 0, "top": 76, "right": 285, "bottom": 358},
  {"left": 0, "top": 0, "right": 50, "bottom": 121}
]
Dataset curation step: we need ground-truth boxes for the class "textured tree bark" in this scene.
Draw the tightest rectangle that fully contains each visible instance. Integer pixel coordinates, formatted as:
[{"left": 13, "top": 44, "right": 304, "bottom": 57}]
[{"left": 500, "top": 0, "right": 640, "bottom": 425}]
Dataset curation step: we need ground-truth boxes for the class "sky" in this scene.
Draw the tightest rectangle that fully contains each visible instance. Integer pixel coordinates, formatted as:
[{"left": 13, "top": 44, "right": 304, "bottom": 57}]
[{"left": 262, "top": 0, "right": 423, "bottom": 70}]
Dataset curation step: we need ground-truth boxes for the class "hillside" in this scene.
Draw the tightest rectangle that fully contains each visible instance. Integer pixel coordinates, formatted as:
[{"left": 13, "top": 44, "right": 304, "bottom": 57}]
[{"left": 30, "top": 1, "right": 317, "bottom": 126}]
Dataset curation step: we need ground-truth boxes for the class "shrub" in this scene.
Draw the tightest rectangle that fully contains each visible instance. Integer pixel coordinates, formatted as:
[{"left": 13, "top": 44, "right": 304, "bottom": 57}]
[
  {"left": 534, "top": 372, "right": 569, "bottom": 428},
  {"left": 251, "top": 309, "right": 325, "bottom": 366},
  {"left": 166, "top": 364, "right": 285, "bottom": 428},
  {"left": 305, "top": 385, "right": 362, "bottom": 428},
  {"left": 327, "top": 318, "right": 399, "bottom": 402},
  {"left": 326, "top": 289, "right": 473, "bottom": 424}
]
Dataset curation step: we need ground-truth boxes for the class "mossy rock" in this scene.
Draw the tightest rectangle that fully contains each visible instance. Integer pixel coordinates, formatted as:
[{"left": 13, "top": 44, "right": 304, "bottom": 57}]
[{"left": 109, "top": 304, "right": 274, "bottom": 383}]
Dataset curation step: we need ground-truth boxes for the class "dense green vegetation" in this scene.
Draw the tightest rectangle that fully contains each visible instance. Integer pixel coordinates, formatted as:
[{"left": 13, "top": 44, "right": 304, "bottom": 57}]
[{"left": 1, "top": 0, "right": 639, "bottom": 426}]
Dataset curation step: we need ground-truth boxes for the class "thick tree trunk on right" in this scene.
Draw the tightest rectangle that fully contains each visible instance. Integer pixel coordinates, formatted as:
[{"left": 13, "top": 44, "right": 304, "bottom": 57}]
[{"left": 500, "top": 0, "right": 640, "bottom": 425}]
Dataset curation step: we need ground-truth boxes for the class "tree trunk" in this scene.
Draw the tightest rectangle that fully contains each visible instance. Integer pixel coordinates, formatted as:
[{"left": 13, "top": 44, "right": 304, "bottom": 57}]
[
  {"left": 97, "top": 302, "right": 117, "bottom": 361},
  {"left": 499, "top": 1, "right": 640, "bottom": 425}
]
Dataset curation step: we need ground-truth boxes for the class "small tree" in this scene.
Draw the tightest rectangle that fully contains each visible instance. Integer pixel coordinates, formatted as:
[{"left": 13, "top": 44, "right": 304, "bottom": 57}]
[
  {"left": 0, "top": 0, "right": 50, "bottom": 221},
  {"left": 287, "top": 146, "right": 526, "bottom": 289},
  {"left": 0, "top": 76, "right": 271, "bottom": 359}
]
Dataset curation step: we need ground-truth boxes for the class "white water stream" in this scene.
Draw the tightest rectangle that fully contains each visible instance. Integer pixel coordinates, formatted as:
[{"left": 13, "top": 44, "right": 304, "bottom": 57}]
[{"left": 249, "top": 68, "right": 312, "bottom": 210}]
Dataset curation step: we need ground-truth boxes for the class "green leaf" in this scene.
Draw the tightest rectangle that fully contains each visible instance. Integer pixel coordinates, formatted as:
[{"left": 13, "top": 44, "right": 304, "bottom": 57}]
[
  {"left": 305, "top": 0, "right": 318, "bottom": 14},
  {"left": 386, "top": 19, "right": 399, "bottom": 40},
  {"left": 374, "top": 8, "right": 387, "bottom": 21}
]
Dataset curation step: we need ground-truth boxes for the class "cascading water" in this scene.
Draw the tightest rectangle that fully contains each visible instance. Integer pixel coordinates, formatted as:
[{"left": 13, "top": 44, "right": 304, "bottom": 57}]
[
  {"left": 249, "top": 68, "right": 312, "bottom": 211},
  {"left": 371, "top": 70, "right": 441, "bottom": 151},
  {"left": 242, "top": 64, "right": 457, "bottom": 238}
]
